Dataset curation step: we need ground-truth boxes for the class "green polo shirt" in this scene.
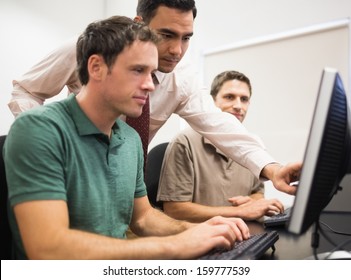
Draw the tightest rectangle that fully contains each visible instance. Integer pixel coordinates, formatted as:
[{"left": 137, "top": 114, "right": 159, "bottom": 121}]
[{"left": 4, "top": 94, "right": 147, "bottom": 259}]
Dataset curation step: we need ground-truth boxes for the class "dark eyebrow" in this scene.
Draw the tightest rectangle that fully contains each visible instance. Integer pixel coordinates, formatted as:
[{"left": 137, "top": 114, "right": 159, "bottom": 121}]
[{"left": 157, "top": 28, "right": 193, "bottom": 38}]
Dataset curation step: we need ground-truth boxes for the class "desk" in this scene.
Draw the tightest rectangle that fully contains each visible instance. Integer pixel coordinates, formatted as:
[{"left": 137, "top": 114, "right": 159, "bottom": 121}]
[{"left": 250, "top": 211, "right": 351, "bottom": 260}]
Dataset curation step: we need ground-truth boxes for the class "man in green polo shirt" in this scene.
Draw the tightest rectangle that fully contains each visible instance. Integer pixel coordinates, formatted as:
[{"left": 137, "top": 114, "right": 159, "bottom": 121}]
[{"left": 3, "top": 16, "right": 249, "bottom": 260}]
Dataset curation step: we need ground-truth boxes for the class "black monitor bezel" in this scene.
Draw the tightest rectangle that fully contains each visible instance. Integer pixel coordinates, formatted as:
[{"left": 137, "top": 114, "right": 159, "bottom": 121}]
[{"left": 287, "top": 68, "right": 350, "bottom": 235}]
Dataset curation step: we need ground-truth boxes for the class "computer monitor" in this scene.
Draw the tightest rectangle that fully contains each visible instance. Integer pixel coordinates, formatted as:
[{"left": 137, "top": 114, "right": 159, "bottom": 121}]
[{"left": 287, "top": 67, "right": 351, "bottom": 235}]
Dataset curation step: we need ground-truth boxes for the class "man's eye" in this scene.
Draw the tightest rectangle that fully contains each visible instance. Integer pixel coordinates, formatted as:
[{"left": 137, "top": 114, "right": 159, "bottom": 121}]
[
  {"left": 134, "top": 68, "right": 143, "bottom": 73},
  {"left": 159, "top": 33, "right": 172, "bottom": 39}
]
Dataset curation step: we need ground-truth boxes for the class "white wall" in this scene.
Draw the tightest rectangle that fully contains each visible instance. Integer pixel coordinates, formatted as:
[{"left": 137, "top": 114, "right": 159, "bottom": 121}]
[
  {"left": 105, "top": 0, "right": 138, "bottom": 18},
  {"left": 0, "top": 0, "right": 104, "bottom": 135},
  {"left": 195, "top": 0, "right": 351, "bottom": 48},
  {"left": 1, "top": 0, "right": 350, "bottom": 206}
]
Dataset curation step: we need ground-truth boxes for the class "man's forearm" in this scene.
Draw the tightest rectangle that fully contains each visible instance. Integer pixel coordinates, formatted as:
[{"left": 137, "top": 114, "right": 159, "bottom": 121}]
[
  {"left": 260, "top": 163, "right": 283, "bottom": 181},
  {"left": 260, "top": 162, "right": 301, "bottom": 195},
  {"left": 163, "top": 201, "right": 251, "bottom": 223},
  {"left": 130, "top": 207, "right": 193, "bottom": 237}
]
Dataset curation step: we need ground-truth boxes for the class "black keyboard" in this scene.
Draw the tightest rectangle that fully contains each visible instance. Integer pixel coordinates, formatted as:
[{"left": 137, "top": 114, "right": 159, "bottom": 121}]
[
  {"left": 198, "top": 231, "right": 279, "bottom": 260},
  {"left": 264, "top": 207, "right": 292, "bottom": 227}
]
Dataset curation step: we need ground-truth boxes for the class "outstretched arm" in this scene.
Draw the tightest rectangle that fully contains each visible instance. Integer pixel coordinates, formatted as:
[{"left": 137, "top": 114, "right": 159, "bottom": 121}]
[{"left": 260, "top": 162, "right": 302, "bottom": 195}]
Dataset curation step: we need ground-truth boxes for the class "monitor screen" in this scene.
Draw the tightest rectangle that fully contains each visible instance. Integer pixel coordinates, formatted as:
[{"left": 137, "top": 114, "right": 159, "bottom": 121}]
[{"left": 287, "top": 67, "right": 351, "bottom": 235}]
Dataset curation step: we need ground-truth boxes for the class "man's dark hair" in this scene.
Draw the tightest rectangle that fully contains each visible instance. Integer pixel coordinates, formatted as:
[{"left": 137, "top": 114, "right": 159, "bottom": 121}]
[
  {"left": 76, "top": 15, "right": 159, "bottom": 85},
  {"left": 137, "top": 0, "right": 197, "bottom": 24},
  {"left": 210, "top": 70, "right": 252, "bottom": 99}
]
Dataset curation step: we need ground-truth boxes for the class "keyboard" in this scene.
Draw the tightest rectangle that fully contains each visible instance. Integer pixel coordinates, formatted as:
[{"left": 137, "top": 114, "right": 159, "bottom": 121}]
[
  {"left": 198, "top": 230, "right": 279, "bottom": 260},
  {"left": 264, "top": 207, "right": 292, "bottom": 227}
]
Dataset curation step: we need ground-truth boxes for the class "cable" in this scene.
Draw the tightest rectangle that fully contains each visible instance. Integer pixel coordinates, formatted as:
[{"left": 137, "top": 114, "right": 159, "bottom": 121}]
[
  {"left": 323, "top": 239, "right": 351, "bottom": 260},
  {"left": 319, "top": 222, "right": 339, "bottom": 247},
  {"left": 311, "top": 222, "right": 320, "bottom": 260},
  {"left": 319, "top": 221, "right": 351, "bottom": 236},
  {"left": 315, "top": 220, "right": 351, "bottom": 258}
]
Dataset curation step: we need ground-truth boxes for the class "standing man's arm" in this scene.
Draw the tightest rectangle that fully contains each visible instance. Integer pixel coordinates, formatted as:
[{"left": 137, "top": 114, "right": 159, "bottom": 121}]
[
  {"left": 9, "top": 38, "right": 81, "bottom": 117},
  {"left": 260, "top": 162, "right": 302, "bottom": 195}
]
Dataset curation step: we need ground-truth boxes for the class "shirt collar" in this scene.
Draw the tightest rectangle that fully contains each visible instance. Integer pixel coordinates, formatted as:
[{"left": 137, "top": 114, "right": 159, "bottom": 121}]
[
  {"left": 65, "top": 94, "right": 101, "bottom": 136},
  {"left": 65, "top": 93, "right": 122, "bottom": 137},
  {"left": 154, "top": 71, "right": 165, "bottom": 85}
]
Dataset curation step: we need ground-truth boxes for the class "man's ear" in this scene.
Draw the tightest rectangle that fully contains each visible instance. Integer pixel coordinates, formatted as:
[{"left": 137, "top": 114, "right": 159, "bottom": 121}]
[
  {"left": 134, "top": 16, "right": 143, "bottom": 23},
  {"left": 88, "top": 54, "right": 105, "bottom": 80}
]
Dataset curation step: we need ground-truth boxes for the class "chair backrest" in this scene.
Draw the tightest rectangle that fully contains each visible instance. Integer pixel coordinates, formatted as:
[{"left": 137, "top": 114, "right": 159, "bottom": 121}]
[
  {"left": 0, "top": 135, "right": 13, "bottom": 260},
  {"left": 145, "top": 142, "right": 169, "bottom": 210}
]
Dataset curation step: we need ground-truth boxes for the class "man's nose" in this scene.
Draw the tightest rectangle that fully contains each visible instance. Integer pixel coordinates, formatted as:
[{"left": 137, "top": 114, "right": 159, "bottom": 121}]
[
  {"left": 169, "top": 39, "right": 182, "bottom": 56},
  {"left": 144, "top": 74, "right": 156, "bottom": 91},
  {"left": 232, "top": 99, "right": 241, "bottom": 110}
]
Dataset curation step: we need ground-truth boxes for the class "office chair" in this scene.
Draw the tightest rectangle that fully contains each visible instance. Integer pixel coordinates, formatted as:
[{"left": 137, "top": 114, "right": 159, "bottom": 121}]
[
  {"left": 0, "top": 135, "right": 13, "bottom": 260},
  {"left": 145, "top": 142, "right": 169, "bottom": 210}
]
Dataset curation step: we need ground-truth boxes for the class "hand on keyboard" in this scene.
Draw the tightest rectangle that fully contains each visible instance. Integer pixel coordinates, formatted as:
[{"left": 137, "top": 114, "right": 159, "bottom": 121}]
[
  {"left": 169, "top": 216, "right": 250, "bottom": 259},
  {"left": 199, "top": 231, "right": 279, "bottom": 260},
  {"left": 264, "top": 207, "right": 292, "bottom": 227},
  {"left": 226, "top": 198, "right": 285, "bottom": 221}
]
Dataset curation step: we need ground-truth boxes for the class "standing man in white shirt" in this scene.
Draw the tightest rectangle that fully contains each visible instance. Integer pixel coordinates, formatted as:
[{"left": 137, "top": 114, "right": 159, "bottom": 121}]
[{"left": 8, "top": 0, "right": 301, "bottom": 195}]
